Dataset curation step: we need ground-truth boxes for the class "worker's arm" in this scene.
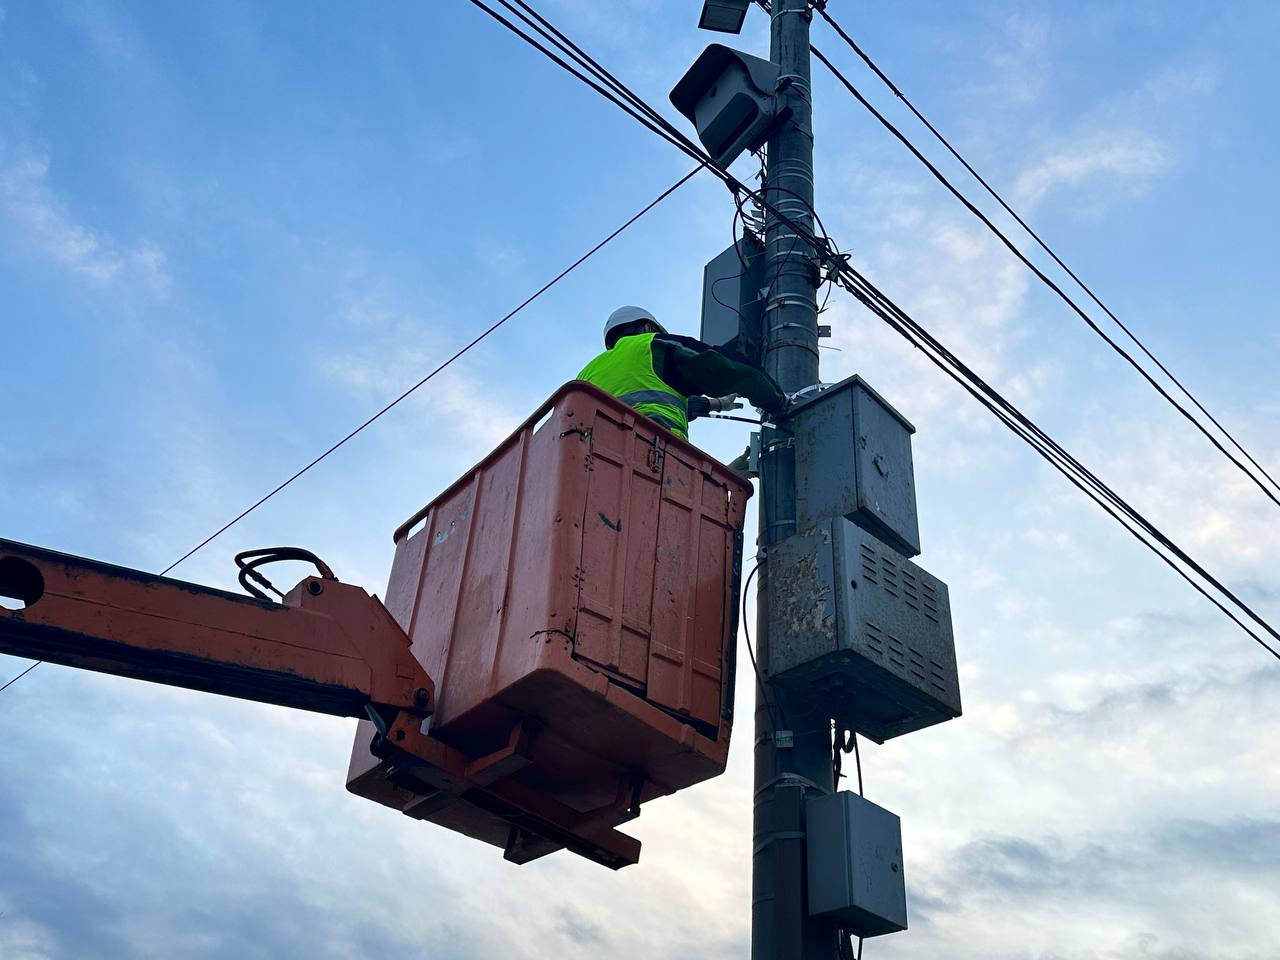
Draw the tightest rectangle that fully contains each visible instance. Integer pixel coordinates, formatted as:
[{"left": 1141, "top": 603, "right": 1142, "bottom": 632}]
[{"left": 652, "top": 335, "right": 788, "bottom": 414}]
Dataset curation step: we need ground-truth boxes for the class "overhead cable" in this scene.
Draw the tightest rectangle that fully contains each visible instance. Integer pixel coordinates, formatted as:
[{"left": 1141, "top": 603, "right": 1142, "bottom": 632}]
[
  {"left": 466, "top": 0, "right": 1280, "bottom": 662},
  {"left": 0, "top": 661, "right": 40, "bottom": 695},
  {"left": 160, "top": 164, "right": 705, "bottom": 577},
  {"left": 833, "top": 258, "right": 1280, "bottom": 662},
  {"left": 1, "top": 164, "right": 705, "bottom": 698},
  {"left": 808, "top": 8, "right": 1280, "bottom": 510}
]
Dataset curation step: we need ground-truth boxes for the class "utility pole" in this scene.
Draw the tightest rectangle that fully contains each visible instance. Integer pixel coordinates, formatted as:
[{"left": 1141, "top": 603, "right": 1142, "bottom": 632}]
[
  {"left": 753, "top": 1, "right": 833, "bottom": 958},
  {"left": 676, "top": 5, "right": 960, "bottom": 957}
]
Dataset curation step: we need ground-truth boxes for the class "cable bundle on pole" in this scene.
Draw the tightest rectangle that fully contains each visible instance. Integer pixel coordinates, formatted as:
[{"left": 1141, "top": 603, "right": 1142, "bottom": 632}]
[{"left": 464, "top": 0, "right": 1280, "bottom": 664}]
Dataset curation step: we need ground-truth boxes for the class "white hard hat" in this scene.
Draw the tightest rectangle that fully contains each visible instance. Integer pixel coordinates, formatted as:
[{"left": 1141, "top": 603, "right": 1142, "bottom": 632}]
[{"left": 604, "top": 305, "right": 666, "bottom": 346}]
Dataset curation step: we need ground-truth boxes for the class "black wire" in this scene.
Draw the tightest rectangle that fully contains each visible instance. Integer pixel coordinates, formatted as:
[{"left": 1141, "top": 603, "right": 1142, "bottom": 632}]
[
  {"left": 730, "top": 192, "right": 754, "bottom": 275},
  {"left": 482, "top": 0, "right": 710, "bottom": 166},
  {"left": 833, "top": 262, "right": 1280, "bottom": 660},
  {"left": 759, "top": 182, "right": 841, "bottom": 310},
  {"left": 851, "top": 730, "right": 863, "bottom": 795},
  {"left": 158, "top": 165, "right": 704, "bottom": 578},
  {"left": 468, "top": 0, "right": 802, "bottom": 226},
  {"left": 838, "top": 923, "right": 864, "bottom": 960},
  {"left": 732, "top": 188, "right": 766, "bottom": 278},
  {"left": 809, "top": 38, "right": 1280, "bottom": 513},
  {"left": 0, "top": 166, "right": 708, "bottom": 698},
  {"left": 467, "top": 0, "right": 1280, "bottom": 661},
  {"left": 761, "top": 182, "right": 834, "bottom": 246},
  {"left": 472, "top": 0, "right": 842, "bottom": 315},
  {"left": 798, "top": 51, "right": 1280, "bottom": 657},
  {"left": 711, "top": 273, "right": 743, "bottom": 318},
  {"left": 832, "top": 726, "right": 863, "bottom": 796},
  {"left": 742, "top": 562, "right": 789, "bottom": 731},
  {"left": 713, "top": 9, "right": 1279, "bottom": 659},
  {"left": 814, "top": 4, "right": 1280, "bottom": 505},
  {"left": 818, "top": 275, "right": 835, "bottom": 315},
  {"left": 0, "top": 661, "right": 40, "bottom": 695}
]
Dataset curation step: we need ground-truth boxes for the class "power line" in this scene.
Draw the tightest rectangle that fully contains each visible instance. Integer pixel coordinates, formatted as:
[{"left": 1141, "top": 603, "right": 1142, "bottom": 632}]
[
  {"left": 802, "top": 52, "right": 1280, "bottom": 658},
  {"left": 808, "top": 8, "right": 1280, "bottom": 511},
  {"left": 0, "top": 165, "right": 706, "bottom": 698},
  {"left": 832, "top": 257, "right": 1280, "bottom": 662},
  {"left": 466, "top": 0, "right": 703, "bottom": 168},
  {"left": 465, "top": 0, "right": 1280, "bottom": 662},
  {"left": 159, "top": 164, "right": 705, "bottom": 577},
  {"left": 465, "top": 0, "right": 804, "bottom": 217},
  {"left": 814, "top": 4, "right": 1280, "bottom": 502},
  {"left": 0, "top": 661, "right": 40, "bottom": 695}
]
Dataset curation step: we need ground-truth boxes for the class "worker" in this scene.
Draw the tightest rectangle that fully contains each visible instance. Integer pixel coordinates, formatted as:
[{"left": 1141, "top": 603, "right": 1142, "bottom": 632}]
[{"left": 577, "top": 305, "right": 787, "bottom": 441}]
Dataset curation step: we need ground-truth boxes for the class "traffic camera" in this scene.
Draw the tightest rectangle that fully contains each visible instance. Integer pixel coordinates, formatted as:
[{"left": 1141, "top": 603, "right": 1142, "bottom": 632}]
[{"left": 670, "top": 44, "right": 788, "bottom": 169}]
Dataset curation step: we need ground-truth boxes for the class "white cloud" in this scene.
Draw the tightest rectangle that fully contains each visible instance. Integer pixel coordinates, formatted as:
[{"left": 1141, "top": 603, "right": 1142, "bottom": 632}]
[
  {"left": 0, "top": 897, "right": 56, "bottom": 960},
  {"left": 0, "top": 4, "right": 1275, "bottom": 958},
  {"left": 319, "top": 282, "right": 529, "bottom": 450},
  {"left": 0, "top": 139, "right": 170, "bottom": 291},
  {"left": 1014, "top": 132, "right": 1169, "bottom": 208},
  {"left": 1064, "top": 406, "right": 1280, "bottom": 572},
  {"left": 817, "top": 203, "right": 1041, "bottom": 463},
  {"left": 971, "top": 10, "right": 1055, "bottom": 107}
]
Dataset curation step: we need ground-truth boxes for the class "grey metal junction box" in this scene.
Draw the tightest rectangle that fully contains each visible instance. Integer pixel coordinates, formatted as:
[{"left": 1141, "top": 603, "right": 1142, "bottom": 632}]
[
  {"left": 766, "top": 518, "right": 961, "bottom": 742},
  {"left": 792, "top": 375, "right": 921, "bottom": 558},
  {"left": 806, "top": 790, "right": 907, "bottom": 937},
  {"left": 700, "top": 234, "right": 765, "bottom": 366}
]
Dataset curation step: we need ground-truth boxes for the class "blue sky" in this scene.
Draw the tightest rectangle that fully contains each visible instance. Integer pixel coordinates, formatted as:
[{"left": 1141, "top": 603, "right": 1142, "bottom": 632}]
[{"left": 3, "top": 1, "right": 1279, "bottom": 957}]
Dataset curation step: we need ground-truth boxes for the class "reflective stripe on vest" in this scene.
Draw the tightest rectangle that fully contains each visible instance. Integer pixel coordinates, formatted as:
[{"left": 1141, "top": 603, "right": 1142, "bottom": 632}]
[
  {"left": 577, "top": 333, "right": 690, "bottom": 440},
  {"left": 618, "top": 390, "right": 688, "bottom": 415}
]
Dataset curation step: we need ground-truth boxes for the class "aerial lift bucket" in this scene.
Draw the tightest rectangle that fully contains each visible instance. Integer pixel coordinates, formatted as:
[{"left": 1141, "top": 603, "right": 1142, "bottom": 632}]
[
  {"left": 347, "top": 381, "right": 751, "bottom": 866},
  {"left": 0, "top": 382, "right": 751, "bottom": 869}
]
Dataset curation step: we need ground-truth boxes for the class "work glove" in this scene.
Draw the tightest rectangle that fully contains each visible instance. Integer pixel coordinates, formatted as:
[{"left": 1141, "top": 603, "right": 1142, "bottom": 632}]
[{"left": 706, "top": 394, "right": 744, "bottom": 412}]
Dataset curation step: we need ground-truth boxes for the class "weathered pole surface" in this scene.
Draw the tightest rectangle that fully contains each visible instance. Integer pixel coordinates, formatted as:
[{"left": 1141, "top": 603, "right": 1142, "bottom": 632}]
[{"left": 753, "top": 1, "right": 835, "bottom": 958}]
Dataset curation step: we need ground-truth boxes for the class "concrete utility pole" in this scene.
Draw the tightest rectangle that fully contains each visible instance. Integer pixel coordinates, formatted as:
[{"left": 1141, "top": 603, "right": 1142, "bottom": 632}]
[{"left": 753, "top": 1, "right": 833, "bottom": 958}]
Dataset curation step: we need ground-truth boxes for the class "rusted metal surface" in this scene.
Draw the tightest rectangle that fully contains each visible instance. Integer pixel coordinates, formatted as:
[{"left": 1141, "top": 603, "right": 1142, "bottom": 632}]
[
  {"left": 349, "top": 381, "right": 752, "bottom": 865},
  {"left": 365, "top": 712, "right": 643, "bottom": 869},
  {"left": 0, "top": 383, "right": 751, "bottom": 871},
  {"left": 0, "top": 538, "right": 645, "bottom": 869},
  {"left": 0, "top": 539, "right": 432, "bottom": 719}
]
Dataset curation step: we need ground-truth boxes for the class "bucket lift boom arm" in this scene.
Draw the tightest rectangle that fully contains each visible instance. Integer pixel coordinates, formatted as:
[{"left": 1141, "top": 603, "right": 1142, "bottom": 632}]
[
  {"left": 0, "top": 538, "right": 433, "bottom": 722},
  {"left": 0, "top": 537, "right": 642, "bottom": 869}
]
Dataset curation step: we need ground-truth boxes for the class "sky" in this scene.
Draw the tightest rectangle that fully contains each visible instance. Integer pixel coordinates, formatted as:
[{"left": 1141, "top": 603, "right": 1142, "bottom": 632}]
[{"left": 2, "top": 1, "right": 1279, "bottom": 957}]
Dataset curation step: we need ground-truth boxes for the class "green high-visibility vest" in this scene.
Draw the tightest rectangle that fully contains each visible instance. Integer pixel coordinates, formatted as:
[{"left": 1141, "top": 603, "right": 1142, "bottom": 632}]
[{"left": 578, "top": 333, "right": 690, "bottom": 439}]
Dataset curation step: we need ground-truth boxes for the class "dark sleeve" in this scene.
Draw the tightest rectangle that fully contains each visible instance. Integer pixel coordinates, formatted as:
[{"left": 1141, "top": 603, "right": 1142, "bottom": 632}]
[
  {"left": 687, "top": 395, "right": 711, "bottom": 421},
  {"left": 652, "top": 334, "right": 787, "bottom": 414}
]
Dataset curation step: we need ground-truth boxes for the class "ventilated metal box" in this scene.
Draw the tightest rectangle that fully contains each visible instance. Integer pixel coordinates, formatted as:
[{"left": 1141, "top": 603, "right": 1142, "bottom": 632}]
[
  {"left": 806, "top": 790, "right": 907, "bottom": 937},
  {"left": 792, "top": 375, "right": 921, "bottom": 558},
  {"left": 766, "top": 518, "right": 960, "bottom": 742}
]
